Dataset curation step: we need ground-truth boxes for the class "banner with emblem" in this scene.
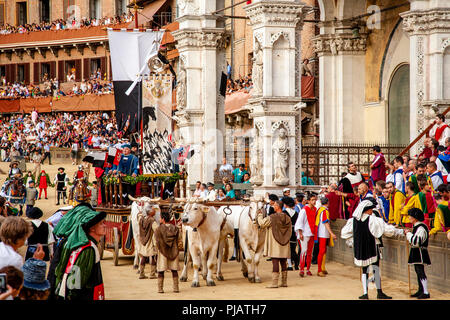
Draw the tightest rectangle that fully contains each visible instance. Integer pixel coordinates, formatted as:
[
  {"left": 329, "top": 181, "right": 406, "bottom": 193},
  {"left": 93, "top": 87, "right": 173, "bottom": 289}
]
[{"left": 142, "top": 74, "right": 173, "bottom": 174}]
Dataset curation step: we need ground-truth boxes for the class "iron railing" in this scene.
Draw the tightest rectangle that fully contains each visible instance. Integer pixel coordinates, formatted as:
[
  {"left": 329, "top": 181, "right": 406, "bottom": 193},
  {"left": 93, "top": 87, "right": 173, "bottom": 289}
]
[{"left": 301, "top": 142, "right": 408, "bottom": 186}]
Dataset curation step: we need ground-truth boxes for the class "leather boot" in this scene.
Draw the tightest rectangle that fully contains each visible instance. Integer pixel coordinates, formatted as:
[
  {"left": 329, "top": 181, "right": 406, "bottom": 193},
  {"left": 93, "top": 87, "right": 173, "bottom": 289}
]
[
  {"left": 158, "top": 276, "right": 164, "bottom": 293},
  {"left": 280, "top": 271, "right": 288, "bottom": 287},
  {"left": 173, "top": 275, "right": 180, "bottom": 293},
  {"left": 266, "top": 272, "right": 279, "bottom": 288},
  {"left": 139, "top": 264, "right": 148, "bottom": 279},
  {"left": 149, "top": 264, "right": 157, "bottom": 279}
]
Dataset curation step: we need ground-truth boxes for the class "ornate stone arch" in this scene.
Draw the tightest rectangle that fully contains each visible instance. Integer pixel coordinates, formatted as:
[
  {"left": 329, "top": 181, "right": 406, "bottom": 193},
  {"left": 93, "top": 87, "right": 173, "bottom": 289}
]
[
  {"left": 441, "top": 38, "right": 450, "bottom": 53},
  {"left": 270, "top": 31, "right": 290, "bottom": 47},
  {"left": 271, "top": 120, "right": 291, "bottom": 135}
]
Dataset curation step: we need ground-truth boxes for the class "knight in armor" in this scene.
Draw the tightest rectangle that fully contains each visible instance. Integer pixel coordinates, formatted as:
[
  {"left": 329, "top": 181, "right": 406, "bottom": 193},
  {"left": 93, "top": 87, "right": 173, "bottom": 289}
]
[
  {"left": 341, "top": 199, "right": 404, "bottom": 300},
  {"left": 54, "top": 167, "right": 69, "bottom": 205},
  {"left": 405, "top": 208, "right": 431, "bottom": 299},
  {"left": 112, "top": 144, "right": 138, "bottom": 205}
]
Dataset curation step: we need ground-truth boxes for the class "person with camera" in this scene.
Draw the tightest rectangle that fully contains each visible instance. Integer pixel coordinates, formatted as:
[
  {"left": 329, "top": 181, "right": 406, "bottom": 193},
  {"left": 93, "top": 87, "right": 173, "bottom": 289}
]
[{"left": 0, "top": 216, "right": 45, "bottom": 270}]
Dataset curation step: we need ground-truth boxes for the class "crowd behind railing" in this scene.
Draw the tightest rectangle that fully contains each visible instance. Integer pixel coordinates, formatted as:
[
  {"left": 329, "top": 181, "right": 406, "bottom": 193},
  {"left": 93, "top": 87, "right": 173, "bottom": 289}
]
[
  {"left": 0, "top": 111, "right": 121, "bottom": 164},
  {"left": 0, "top": 74, "right": 113, "bottom": 100},
  {"left": 0, "top": 13, "right": 134, "bottom": 35}
]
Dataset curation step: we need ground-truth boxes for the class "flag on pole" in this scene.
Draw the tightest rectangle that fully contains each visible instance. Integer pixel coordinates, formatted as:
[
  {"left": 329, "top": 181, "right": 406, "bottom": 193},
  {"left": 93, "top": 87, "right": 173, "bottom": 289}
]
[{"left": 107, "top": 29, "right": 165, "bottom": 134}]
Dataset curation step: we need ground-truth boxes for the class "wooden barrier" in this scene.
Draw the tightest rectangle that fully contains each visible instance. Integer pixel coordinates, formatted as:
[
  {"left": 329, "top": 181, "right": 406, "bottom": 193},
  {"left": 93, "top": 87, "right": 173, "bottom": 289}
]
[
  {"left": 328, "top": 219, "right": 450, "bottom": 293},
  {"left": 49, "top": 147, "right": 87, "bottom": 164}
]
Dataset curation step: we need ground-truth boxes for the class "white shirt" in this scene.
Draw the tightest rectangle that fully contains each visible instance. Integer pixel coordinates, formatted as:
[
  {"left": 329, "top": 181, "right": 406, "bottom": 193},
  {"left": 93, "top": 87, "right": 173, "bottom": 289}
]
[
  {"left": 436, "top": 157, "right": 448, "bottom": 176},
  {"left": 219, "top": 163, "right": 233, "bottom": 173},
  {"left": 429, "top": 170, "right": 444, "bottom": 190},
  {"left": 0, "top": 242, "right": 23, "bottom": 270},
  {"left": 429, "top": 123, "right": 450, "bottom": 146},
  {"left": 294, "top": 207, "right": 314, "bottom": 238},
  {"left": 206, "top": 189, "right": 217, "bottom": 201}
]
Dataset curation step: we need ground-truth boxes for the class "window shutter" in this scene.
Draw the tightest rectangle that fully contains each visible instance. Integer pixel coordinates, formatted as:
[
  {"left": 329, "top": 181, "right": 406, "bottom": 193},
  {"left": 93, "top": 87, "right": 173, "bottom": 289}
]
[
  {"left": 100, "top": 57, "right": 106, "bottom": 80},
  {"left": 24, "top": 63, "right": 30, "bottom": 84},
  {"left": 50, "top": 61, "right": 56, "bottom": 80},
  {"left": 10, "top": 64, "right": 17, "bottom": 83},
  {"left": 83, "top": 58, "right": 90, "bottom": 80},
  {"left": 75, "top": 59, "right": 82, "bottom": 82},
  {"left": 33, "top": 62, "right": 40, "bottom": 84},
  {"left": 58, "top": 60, "right": 65, "bottom": 82}
]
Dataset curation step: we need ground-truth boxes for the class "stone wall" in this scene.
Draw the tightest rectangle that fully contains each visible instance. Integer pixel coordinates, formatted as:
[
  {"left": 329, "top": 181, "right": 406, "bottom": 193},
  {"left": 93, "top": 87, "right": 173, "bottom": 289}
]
[{"left": 328, "top": 219, "right": 450, "bottom": 294}]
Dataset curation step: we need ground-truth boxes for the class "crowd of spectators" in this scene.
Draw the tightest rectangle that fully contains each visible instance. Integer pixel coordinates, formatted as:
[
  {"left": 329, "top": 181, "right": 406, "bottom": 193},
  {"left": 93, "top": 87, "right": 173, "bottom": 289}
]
[
  {"left": 0, "top": 13, "right": 134, "bottom": 35},
  {"left": 226, "top": 75, "right": 253, "bottom": 94},
  {"left": 0, "top": 77, "right": 113, "bottom": 99},
  {"left": 0, "top": 111, "right": 121, "bottom": 163}
]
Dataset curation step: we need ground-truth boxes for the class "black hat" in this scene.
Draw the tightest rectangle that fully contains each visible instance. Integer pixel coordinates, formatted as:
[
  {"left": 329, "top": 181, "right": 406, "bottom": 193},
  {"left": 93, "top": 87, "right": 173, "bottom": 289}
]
[
  {"left": 408, "top": 208, "right": 424, "bottom": 222},
  {"left": 82, "top": 211, "right": 107, "bottom": 232},
  {"left": 58, "top": 167, "right": 65, "bottom": 171},
  {"left": 26, "top": 207, "right": 43, "bottom": 219},
  {"left": 282, "top": 196, "right": 295, "bottom": 208},
  {"left": 207, "top": 182, "right": 214, "bottom": 187},
  {"left": 268, "top": 194, "right": 279, "bottom": 201},
  {"left": 362, "top": 202, "right": 376, "bottom": 213}
]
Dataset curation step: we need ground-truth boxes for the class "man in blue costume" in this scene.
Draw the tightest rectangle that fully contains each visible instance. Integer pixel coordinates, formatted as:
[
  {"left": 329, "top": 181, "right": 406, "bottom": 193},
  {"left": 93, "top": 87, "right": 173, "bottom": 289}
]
[{"left": 112, "top": 144, "right": 139, "bottom": 205}]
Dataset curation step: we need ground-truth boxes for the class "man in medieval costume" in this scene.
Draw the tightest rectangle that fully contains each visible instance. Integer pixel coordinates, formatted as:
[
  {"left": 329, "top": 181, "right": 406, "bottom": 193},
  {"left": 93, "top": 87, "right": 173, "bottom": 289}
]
[
  {"left": 155, "top": 210, "right": 180, "bottom": 293},
  {"left": 50, "top": 203, "right": 106, "bottom": 300},
  {"left": 341, "top": 199, "right": 404, "bottom": 299},
  {"left": 54, "top": 167, "right": 69, "bottom": 205},
  {"left": 429, "top": 113, "right": 450, "bottom": 146},
  {"left": 405, "top": 208, "right": 431, "bottom": 299},
  {"left": 112, "top": 144, "right": 139, "bottom": 205},
  {"left": 137, "top": 204, "right": 158, "bottom": 280},
  {"left": 257, "top": 200, "right": 292, "bottom": 288}
]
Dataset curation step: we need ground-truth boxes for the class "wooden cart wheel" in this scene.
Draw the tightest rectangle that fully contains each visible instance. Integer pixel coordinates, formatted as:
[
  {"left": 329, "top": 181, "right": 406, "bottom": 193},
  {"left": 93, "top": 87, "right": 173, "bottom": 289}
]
[
  {"left": 113, "top": 227, "right": 119, "bottom": 266},
  {"left": 98, "top": 235, "right": 105, "bottom": 260}
]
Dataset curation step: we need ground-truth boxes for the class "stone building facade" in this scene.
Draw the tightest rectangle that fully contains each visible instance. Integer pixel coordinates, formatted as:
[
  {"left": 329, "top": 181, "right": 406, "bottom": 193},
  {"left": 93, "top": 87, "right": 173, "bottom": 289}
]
[
  {"left": 315, "top": 0, "right": 450, "bottom": 153},
  {"left": 0, "top": 0, "right": 175, "bottom": 86}
]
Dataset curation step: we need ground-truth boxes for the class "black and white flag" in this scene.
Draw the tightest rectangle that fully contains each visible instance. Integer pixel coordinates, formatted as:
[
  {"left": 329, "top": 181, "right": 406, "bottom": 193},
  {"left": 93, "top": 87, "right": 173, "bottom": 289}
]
[{"left": 107, "top": 29, "right": 165, "bottom": 134}]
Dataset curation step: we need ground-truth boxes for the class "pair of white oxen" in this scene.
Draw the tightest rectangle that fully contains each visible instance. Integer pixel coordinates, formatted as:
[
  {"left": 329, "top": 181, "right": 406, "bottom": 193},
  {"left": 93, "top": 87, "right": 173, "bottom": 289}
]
[{"left": 129, "top": 195, "right": 267, "bottom": 287}]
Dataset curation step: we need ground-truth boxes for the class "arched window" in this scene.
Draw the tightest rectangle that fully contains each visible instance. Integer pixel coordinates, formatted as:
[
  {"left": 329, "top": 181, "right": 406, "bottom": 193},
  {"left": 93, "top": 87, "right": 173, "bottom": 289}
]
[{"left": 388, "top": 64, "right": 410, "bottom": 145}]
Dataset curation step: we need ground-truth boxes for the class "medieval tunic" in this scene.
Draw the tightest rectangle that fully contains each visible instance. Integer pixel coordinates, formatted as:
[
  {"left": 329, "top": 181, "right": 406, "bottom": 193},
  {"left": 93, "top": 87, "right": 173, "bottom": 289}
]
[
  {"left": 406, "top": 222, "right": 431, "bottom": 265},
  {"left": 55, "top": 172, "right": 68, "bottom": 192},
  {"left": 344, "top": 172, "right": 365, "bottom": 188},
  {"left": 430, "top": 201, "right": 450, "bottom": 235},
  {"left": 25, "top": 219, "right": 55, "bottom": 261},
  {"left": 137, "top": 213, "right": 158, "bottom": 258},
  {"left": 155, "top": 223, "right": 180, "bottom": 272},
  {"left": 258, "top": 211, "right": 292, "bottom": 258},
  {"left": 341, "top": 210, "right": 403, "bottom": 267},
  {"left": 56, "top": 238, "right": 105, "bottom": 300},
  {"left": 389, "top": 190, "right": 406, "bottom": 225}
]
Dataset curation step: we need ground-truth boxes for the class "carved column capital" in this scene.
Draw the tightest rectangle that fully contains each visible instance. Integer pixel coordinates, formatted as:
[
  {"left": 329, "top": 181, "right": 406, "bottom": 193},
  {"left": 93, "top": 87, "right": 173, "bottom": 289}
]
[{"left": 312, "top": 33, "right": 368, "bottom": 56}]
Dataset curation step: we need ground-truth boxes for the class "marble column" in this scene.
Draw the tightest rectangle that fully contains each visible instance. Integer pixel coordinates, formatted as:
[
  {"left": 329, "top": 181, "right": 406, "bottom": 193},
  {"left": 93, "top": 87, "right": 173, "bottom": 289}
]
[
  {"left": 245, "top": 0, "right": 309, "bottom": 196},
  {"left": 172, "top": 0, "right": 228, "bottom": 189},
  {"left": 312, "top": 32, "right": 368, "bottom": 143},
  {"left": 401, "top": 1, "right": 450, "bottom": 155}
]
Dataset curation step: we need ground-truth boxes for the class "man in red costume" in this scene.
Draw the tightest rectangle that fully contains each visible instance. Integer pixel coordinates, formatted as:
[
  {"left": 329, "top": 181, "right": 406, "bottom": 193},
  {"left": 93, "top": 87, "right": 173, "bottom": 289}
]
[
  {"left": 294, "top": 192, "right": 317, "bottom": 277},
  {"left": 429, "top": 114, "right": 450, "bottom": 146}
]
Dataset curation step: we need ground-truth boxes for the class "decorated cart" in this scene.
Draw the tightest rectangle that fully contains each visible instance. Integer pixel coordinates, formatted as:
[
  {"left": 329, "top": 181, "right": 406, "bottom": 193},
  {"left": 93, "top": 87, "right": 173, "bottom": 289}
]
[{"left": 97, "top": 172, "right": 188, "bottom": 265}]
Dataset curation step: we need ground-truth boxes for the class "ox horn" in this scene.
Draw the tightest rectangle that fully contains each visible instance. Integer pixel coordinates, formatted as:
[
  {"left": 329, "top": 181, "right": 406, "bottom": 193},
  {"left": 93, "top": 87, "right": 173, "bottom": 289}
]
[
  {"left": 128, "top": 195, "right": 139, "bottom": 202},
  {"left": 174, "top": 197, "right": 187, "bottom": 202},
  {"left": 149, "top": 197, "right": 161, "bottom": 203}
]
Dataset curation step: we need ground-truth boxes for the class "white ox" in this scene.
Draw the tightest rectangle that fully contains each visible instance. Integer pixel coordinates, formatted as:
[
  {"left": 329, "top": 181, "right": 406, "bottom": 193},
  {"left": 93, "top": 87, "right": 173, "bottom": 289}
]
[
  {"left": 179, "top": 201, "right": 234, "bottom": 287},
  {"left": 236, "top": 199, "right": 266, "bottom": 283},
  {"left": 129, "top": 196, "right": 161, "bottom": 269}
]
